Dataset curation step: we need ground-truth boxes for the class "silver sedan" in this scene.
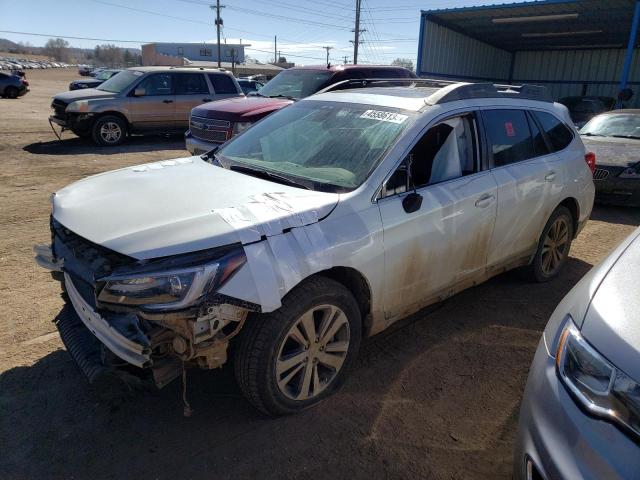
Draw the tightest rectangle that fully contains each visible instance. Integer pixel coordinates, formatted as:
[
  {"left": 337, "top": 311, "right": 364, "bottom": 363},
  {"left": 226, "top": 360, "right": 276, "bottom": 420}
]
[{"left": 514, "top": 226, "right": 640, "bottom": 479}]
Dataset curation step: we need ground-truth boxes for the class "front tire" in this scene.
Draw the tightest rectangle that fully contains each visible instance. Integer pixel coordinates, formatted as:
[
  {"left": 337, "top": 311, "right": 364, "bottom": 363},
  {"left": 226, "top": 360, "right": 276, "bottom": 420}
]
[
  {"left": 234, "top": 276, "right": 362, "bottom": 416},
  {"left": 525, "top": 206, "right": 574, "bottom": 282},
  {"left": 91, "top": 115, "right": 127, "bottom": 146}
]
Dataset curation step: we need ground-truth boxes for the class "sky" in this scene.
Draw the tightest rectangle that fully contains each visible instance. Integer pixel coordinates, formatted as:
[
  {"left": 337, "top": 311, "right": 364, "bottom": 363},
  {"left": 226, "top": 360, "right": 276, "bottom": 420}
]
[{"left": 0, "top": 0, "right": 514, "bottom": 66}]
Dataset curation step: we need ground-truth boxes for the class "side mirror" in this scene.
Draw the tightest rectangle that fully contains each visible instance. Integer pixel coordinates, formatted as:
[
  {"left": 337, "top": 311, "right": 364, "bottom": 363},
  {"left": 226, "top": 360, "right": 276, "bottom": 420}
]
[
  {"left": 133, "top": 88, "right": 145, "bottom": 97},
  {"left": 402, "top": 192, "right": 423, "bottom": 214}
]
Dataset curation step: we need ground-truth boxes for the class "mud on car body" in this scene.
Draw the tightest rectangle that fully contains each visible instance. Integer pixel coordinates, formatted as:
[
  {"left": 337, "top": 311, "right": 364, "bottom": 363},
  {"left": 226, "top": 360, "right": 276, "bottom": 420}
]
[{"left": 36, "top": 79, "right": 595, "bottom": 415}]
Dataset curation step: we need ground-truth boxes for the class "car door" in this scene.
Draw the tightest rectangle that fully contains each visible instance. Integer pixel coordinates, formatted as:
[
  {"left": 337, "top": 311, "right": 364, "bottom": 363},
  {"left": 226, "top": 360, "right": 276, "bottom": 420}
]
[
  {"left": 127, "top": 72, "right": 175, "bottom": 131},
  {"left": 481, "top": 108, "right": 557, "bottom": 270},
  {"left": 173, "top": 72, "right": 213, "bottom": 130},
  {"left": 378, "top": 112, "right": 498, "bottom": 322}
]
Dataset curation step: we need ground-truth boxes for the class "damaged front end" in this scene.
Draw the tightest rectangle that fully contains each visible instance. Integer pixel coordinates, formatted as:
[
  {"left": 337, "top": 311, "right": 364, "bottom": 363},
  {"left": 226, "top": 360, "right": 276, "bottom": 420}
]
[{"left": 35, "top": 218, "right": 258, "bottom": 390}]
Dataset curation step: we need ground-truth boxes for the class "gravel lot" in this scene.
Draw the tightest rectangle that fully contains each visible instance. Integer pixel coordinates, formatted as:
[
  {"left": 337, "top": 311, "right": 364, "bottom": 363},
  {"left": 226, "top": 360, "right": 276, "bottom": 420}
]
[{"left": 1, "top": 69, "right": 639, "bottom": 480}]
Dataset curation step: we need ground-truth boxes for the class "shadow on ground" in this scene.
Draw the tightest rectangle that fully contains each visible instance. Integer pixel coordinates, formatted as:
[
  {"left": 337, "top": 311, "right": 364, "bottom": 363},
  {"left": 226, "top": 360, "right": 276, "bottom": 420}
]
[
  {"left": 590, "top": 203, "right": 640, "bottom": 227},
  {"left": 0, "top": 258, "right": 593, "bottom": 480},
  {"left": 23, "top": 134, "right": 187, "bottom": 156}
]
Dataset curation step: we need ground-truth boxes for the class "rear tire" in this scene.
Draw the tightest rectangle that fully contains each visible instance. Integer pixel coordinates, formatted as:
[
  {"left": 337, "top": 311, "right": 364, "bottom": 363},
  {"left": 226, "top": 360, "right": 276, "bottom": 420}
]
[
  {"left": 234, "top": 276, "right": 362, "bottom": 416},
  {"left": 91, "top": 115, "right": 127, "bottom": 146},
  {"left": 5, "top": 86, "right": 19, "bottom": 99},
  {"left": 524, "top": 206, "right": 574, "bottom": 282}
]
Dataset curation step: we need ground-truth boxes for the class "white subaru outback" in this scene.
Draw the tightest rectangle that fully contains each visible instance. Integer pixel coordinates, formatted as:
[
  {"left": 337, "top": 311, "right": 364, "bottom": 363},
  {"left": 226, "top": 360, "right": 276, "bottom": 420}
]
[{"left": 36, "top": 79, "right": 595, "bottom": 415}]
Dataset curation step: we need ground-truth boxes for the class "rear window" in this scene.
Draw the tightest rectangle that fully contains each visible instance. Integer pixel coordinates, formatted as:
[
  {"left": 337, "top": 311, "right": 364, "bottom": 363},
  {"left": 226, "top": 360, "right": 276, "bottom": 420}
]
[
  {"left": 208, "top": 74, "right": 238, "bottom": 94},
  {"left": 483, "top": 109, "right": 536, "bottom": 166},
  {"left": 534, "top": 111, "right": 573, "bottom": 151}
]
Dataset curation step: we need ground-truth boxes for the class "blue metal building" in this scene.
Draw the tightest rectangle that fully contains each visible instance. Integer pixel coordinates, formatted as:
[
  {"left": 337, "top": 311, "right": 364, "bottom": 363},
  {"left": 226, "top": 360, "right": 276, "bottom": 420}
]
[{"left": 416, "top": 0, "right": 640, "bottom": 107}]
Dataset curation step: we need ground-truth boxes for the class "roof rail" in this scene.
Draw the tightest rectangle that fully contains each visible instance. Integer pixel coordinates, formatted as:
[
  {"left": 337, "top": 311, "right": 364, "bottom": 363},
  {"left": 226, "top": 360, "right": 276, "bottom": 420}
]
[
  {"left": 316, "top": 77, "right": 457, "bottom": 95},
  {"left": 315, "top": 77, "right": 553, "bottom": 104},
  {"left": 430, "top": 82, "right": 553, "bottom": 104}
]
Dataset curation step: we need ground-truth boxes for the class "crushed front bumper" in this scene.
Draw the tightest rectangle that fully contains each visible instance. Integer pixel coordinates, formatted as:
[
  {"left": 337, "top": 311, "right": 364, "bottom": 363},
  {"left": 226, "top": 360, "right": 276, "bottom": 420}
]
[{"left": 64, "top": 272, "right": 152, "bottom": 368}]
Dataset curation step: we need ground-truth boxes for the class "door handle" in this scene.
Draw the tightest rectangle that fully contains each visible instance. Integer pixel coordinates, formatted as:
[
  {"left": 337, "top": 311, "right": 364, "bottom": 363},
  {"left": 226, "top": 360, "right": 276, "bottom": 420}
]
[
  {"left": 545, "top": 171, "right": 557, "bottom": 182},
  {"left": 162, "top": 99, "right": 173, "bottom": 104},
  {"left": 202, "top": 98, "right": 212, "bottom": 102},
  {"left": 475, "top": 194, "right": 495, "bottom": 208}
]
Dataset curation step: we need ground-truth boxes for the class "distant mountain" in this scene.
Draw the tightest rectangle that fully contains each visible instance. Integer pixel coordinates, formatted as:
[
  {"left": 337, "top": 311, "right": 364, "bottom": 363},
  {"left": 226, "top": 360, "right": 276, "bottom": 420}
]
[{"left": 0, "top": 38, "right": 22, "bottom": 51}]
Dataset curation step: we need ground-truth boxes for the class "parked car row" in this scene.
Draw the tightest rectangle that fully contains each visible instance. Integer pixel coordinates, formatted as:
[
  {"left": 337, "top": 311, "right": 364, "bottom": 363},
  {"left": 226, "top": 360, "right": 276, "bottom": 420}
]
[{"left": 0, "top": 56, "right": 72, "bottom": 70}]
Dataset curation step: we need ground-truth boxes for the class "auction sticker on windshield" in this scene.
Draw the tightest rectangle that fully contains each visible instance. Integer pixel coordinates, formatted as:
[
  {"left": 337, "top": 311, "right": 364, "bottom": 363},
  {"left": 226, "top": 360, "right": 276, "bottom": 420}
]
[{"left": 360, "top": 110, "right": 408, "bottom": 124}]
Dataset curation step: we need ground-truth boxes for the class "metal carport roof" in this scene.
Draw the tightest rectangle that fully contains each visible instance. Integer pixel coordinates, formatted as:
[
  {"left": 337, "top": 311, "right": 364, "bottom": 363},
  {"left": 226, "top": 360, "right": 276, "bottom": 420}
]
[{"left": 422, "top": 0, "right": 639, "bottom": 52}]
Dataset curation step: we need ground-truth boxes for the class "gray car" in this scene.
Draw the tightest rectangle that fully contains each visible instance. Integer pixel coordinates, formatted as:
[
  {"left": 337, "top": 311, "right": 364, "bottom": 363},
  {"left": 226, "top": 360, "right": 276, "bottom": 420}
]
[
  {"left": 514, "top": 226, "right": 640, "bottom": 480},
  {"left": 49, "top": 66, "right": 243, "bottom": 146}
]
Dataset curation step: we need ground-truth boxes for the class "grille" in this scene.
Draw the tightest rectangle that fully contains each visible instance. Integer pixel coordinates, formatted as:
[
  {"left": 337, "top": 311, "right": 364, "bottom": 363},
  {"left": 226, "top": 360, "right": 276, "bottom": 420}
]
[
  {"left": 52, "top": 217, "right": 133, "bottom": 282},
  {"left": 593, "top": 168, "right": 609, "bottom": 180},
  {"left": 190, "top": 115, "right": 230, "bottom": 143},
  {"left": 51, "top": 99, "right": 68, "bottom": 117}
]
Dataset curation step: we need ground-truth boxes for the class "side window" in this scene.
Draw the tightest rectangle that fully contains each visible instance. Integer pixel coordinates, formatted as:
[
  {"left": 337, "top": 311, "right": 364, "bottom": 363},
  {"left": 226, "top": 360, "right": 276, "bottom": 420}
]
[
  {"left": 534, "top": 111, "right": 574, "bottom": 152},
  {"left": 483, "top": 109, "right": 535, "bottom": 166},
  {"left": 527, "top": 111, "right": 550, "bottom": 156},
  {"left": 383, "top": 114, "right": 478, "bottom": 196},
  {"left": 136, "top": 73, "right": 172, "bottom": 96},
  {"left": 174, "top": 73, "right": 209, "bottom": 95},
  {"left": 208, "top": 74, "right": 238, "bottom": 94}
]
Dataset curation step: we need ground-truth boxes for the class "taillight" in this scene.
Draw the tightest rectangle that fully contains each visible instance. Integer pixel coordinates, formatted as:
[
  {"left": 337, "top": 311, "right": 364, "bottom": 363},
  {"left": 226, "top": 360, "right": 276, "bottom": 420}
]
[
  {"left": 585, "top": 152, "right": 596, "bottom": 174},
  {"left": 22, "top": 79, "right": 29, "bottom": 86}
]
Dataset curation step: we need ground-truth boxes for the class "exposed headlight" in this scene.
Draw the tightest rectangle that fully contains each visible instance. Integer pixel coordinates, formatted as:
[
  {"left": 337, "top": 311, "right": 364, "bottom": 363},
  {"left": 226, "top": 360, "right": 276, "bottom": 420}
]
[
  {"left": 97, "top": 250, "right": 246, "bottom": 310},
  {"left": 556, "top": 320, "right": 640, "bottom": 440},
  {"left": 619, "top": 165, "right": 640, "bottom": 179},
  {"left": 67, "top": 100, "right": 90, "bottom": 112},
  {"left": 232, "top": 121, "right": 253, "bottom": 136}
]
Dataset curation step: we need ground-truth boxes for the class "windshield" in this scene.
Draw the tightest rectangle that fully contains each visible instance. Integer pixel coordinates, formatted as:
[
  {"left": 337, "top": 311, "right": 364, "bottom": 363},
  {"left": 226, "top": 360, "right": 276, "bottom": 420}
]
[
  {"left": 257, "top": 69, "right": 333, "bottom": 99},
  {"left": 218, "top": 100, "right": 414, "bottom": 191},
  {"left": 97, "top": 70, "right": 143, "bottom": 93},
  {"left": 96, "top": 70, "right": 116, "bottom": 81},
  {"left": 580, "top": 114, "right": 640, "bottom": 139}
]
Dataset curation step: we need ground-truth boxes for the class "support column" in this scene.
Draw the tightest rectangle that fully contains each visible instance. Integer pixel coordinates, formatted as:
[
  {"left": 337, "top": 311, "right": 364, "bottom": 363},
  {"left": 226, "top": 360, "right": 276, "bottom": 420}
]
[{"left": 618, "top": 0, "right": 640, "bottom": 108}]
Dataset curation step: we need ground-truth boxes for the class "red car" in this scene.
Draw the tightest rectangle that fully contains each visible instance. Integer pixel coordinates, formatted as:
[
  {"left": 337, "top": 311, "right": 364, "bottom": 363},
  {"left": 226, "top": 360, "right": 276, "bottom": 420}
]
[{"left": 185, "top": 64, "right": 416, "bottom": 154}]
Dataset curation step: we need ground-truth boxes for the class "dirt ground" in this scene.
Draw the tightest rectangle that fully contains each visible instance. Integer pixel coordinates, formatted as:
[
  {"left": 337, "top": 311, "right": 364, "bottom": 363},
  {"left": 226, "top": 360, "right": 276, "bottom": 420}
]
[{"left": 1, "top": 69, "right": 639, "bottom": 480}]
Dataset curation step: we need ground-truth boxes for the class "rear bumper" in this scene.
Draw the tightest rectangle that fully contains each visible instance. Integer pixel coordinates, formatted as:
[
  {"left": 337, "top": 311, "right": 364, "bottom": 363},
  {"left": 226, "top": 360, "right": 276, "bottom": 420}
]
[
  {"left": 594, "top": 177, "right": 640, "bottom": 207},
  {"left": 185, "top": 130, "right": 221, "bottom": 155},
  {"left": 17, "top": 86, "right": 29, "bottom": 97},
  {"left": 514, "top": 339, "right": 639, "bottom": 480}
]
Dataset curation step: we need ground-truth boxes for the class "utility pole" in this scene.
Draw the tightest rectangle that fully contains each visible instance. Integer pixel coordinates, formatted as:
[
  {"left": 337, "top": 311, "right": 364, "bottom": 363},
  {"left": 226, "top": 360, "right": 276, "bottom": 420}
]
[
  {"left": 211, "top": 1, "right": 224, "bottom": 67},
  {"left": 351, "top": 0, "right": 364, "bottom": 64},
  {"left": 323, "top": 46, "right": 334, "bottom": 66},
  {"left": 342, "top": 55, "right": 349, "bottom": 64},
  {"left": 274, "top": 35, "right": 277, "bottom": 64}
]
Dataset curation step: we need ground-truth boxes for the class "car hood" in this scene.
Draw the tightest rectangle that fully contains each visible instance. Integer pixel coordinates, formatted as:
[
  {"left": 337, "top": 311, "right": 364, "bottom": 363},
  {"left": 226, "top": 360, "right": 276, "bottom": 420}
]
[
  {"left": 192, "top": 96, "right": 293, "bottom": 121},
  {"left": 581, "top": 228, "right": 640, "bottom": 382},
  {"left": 51, "top": 157, "right": 339, "bottom": 260},
  {"left": 53, "top": 87, "right": 116, "bottom": 103},
  {"left": 581, "top": 136, "right": 640, "bottom": 167}
]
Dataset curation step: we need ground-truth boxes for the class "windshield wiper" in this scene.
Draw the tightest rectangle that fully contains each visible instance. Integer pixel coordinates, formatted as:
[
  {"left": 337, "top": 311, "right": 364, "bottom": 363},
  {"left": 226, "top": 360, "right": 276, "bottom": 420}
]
[
  {"left": 267, "top": 94, "right": 297, "bottom": 100},
  {"left": 609, "top": 134, "right": 640, "bottom": 140},
  {"left": 581, "top": 132, "right": 606, "bottom": 137},
  {"left": 230, "top": 165, "right": 311, "bottom": 190}
]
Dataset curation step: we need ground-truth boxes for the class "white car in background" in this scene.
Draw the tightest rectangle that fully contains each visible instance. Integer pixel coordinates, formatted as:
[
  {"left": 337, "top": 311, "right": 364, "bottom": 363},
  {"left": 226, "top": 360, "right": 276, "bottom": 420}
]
[{"left": 36, "top": 79, "right": 595, "bottom": 415}]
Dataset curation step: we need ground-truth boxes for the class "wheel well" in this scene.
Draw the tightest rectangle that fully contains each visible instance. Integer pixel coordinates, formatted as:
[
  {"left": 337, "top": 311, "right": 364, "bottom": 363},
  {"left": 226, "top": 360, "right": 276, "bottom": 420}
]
[
  {"left": 558, "top": 197, "right": 580, "bottom": 235},
  {"left": 94, "top": 111, "right": 130, "bottom": 130},
  {"left": 317, "top": 267, "right": 372, "bottom": 336}
]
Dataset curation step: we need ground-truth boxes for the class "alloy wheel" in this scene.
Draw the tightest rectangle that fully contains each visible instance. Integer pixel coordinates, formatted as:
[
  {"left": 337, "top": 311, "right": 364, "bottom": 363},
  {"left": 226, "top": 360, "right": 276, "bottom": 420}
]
[
  {"left": 275, "top": 304, "right": 350, "bottom": 401},
  {"left": 100, "top": 122, "right": 122, "bottom": 144},
  {"left": 541, "top": 216, "right": 570, "bottom": 275}
]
